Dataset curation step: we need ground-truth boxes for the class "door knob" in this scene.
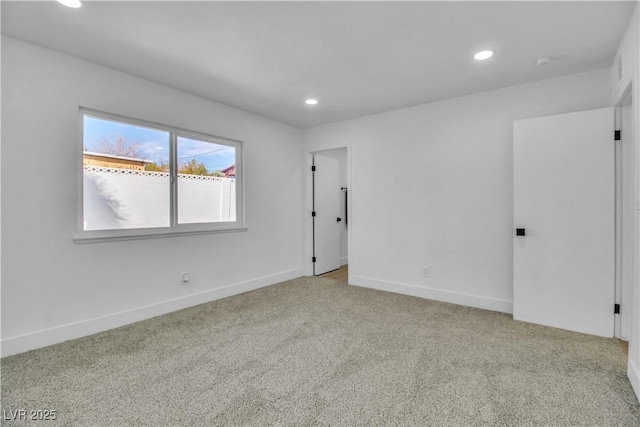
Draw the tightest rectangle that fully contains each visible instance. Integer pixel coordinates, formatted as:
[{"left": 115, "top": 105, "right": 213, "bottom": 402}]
[{"left": 337, "top": 218, "right": 342, "bottom": 222}]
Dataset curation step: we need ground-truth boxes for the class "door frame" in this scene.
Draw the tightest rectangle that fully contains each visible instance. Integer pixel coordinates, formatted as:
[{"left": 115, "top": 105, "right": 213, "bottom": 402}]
[
  {"left": 614, "top": 82, "right": 636, "bottom": 340},
  {"left": 304, "top": 146, "right": 352, "bottom": 280}
]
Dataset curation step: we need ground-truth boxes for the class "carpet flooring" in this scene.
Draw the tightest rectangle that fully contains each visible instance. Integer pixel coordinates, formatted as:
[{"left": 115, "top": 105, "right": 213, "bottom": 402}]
[{"left": 2, "top": 275, "right": 639, "bottom": 426}]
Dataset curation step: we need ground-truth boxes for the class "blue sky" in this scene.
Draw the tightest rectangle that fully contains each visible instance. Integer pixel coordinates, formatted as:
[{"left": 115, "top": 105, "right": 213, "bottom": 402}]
[{"left": 84, "top": 116, "right": 235, "bottom": 172}]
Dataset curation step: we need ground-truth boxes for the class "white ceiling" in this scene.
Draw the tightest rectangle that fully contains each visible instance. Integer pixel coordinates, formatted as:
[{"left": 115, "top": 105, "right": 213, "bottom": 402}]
[{"left": 1, "top": 1, "right": 636, "bottom": 128}]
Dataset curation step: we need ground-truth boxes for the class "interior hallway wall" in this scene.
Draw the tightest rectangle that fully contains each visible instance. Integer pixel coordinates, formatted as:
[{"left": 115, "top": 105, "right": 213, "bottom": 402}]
[{"left": 315, "top": 148, "right": 348, "bottom": 265}]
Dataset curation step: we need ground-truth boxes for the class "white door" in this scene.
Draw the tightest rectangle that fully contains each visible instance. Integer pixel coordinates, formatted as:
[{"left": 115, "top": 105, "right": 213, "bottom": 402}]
[
  {"left": 314, "top": 153, "right": 341, "bottom": 275},
  {"left": 513, "top": 108, "right": 615, "bottom": 337}
]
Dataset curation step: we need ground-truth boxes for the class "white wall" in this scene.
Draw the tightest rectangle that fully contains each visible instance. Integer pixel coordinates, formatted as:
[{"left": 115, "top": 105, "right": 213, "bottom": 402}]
[
  {"left": 305, "top": 68, "right": 612, "bottom": 314},
  {"left": 315, "top": 148, "right": 348, "bottom": 265},
  {"left": 612, "top": 3, "right": 640, "bottom": 402},
  {"left": 1, "top": 37, "right": 304, "bottom": 356}
]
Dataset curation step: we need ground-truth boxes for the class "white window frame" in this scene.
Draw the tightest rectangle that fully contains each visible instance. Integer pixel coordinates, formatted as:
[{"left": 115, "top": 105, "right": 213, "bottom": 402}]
[{"left": 74, "top": 107, "right": 246, "bottom": 243}]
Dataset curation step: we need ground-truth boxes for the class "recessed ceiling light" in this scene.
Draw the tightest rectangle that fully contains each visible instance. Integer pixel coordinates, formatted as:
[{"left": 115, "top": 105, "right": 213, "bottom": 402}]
[
  {"left": 57, "top": 0, "right": 82, "bottom": 8},
  {"left": 474, "top": 50, "right": 494, "bottom": 61},
  {"left": 305, "top": 99, "right": 318, "bottom": 106}
]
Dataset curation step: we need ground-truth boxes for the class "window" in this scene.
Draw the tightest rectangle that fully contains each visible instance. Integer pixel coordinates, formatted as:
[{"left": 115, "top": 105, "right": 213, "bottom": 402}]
[{"left": 76, "top": 109, "right": 244, "bottom": 242}]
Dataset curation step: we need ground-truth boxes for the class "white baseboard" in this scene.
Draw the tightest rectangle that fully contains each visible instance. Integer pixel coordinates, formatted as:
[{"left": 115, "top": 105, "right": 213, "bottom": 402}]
[
  {"left": 350, "top": 275, "right": 513, "bottom": 314},
  {"left": 340, "top": 256, "right": 348, "bottom": 266},
  {"left": 1, "top": 269, "right": 303, "bottom": 358},
  {"left": 629, "top": 359, "right": 640, "bottom": 403}
]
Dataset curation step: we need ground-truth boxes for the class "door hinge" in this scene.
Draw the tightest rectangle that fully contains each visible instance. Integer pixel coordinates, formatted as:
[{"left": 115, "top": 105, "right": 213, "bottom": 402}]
[
  {"left": 614, "top": 303, "right": 620, "bottom": 314},
  {"left": 312, "top": 256, "right": 317, "bottom": 263},
  {"left": 312, "top": 211, "right": 316, "bottom": 217},
  {"left": 311, "top": 165, "right": 316, "bottom": 172},
  {"left": 615, "top": 130, "right": 621, "bottom": 141}
]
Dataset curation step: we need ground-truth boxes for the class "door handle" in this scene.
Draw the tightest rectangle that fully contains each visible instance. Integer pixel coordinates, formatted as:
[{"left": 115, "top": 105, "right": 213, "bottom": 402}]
[
  {"left": 337, "top": 218, "right": 342, "bottom": 222},
  {"left": 516, "top": 228, "right": 526, "bottom": 236}
]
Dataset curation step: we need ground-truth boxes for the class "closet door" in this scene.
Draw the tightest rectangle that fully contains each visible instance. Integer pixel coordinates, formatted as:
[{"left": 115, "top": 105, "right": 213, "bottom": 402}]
[{"left": 513, "top": 108, "right": 614, "bottom": 337}]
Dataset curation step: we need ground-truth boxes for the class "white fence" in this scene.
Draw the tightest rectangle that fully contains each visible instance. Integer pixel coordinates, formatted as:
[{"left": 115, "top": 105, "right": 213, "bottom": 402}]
[{"left": 83, "top": 166, "right": 236, "bottom": 230}]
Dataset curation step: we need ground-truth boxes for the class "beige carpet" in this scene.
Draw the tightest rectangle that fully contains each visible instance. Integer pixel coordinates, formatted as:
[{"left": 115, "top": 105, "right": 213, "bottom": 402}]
[{"left": 2, "top": 275, "right": 639, "bottom": 426}]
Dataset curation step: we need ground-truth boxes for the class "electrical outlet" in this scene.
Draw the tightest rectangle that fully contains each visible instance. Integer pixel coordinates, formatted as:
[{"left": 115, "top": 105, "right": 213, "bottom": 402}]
[
  {"left": 422, "top": 266, "right": 429, "bottom": 277},
  {"left": 181, "top": 272, "right": 190, "bottom": 285}
]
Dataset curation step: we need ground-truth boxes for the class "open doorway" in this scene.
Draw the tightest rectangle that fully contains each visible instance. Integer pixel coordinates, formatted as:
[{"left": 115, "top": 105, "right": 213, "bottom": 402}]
[{"left": 311, "top": 148, "right": 348, "bottom": 277}]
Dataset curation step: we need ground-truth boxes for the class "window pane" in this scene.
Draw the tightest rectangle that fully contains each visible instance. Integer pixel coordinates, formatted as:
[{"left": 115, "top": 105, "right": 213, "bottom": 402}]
[
  {"left": 83, "top": 116, "right": 170, "bottom": 230},
  {"left": 177, "top": 136, "right": 236, "bottom": 224}
]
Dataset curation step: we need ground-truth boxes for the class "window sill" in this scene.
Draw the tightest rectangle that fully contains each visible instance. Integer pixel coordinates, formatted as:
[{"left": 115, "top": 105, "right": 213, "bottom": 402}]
[{"left": 73, "top": 225, "right": 248, "bottom": 244}]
